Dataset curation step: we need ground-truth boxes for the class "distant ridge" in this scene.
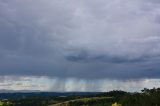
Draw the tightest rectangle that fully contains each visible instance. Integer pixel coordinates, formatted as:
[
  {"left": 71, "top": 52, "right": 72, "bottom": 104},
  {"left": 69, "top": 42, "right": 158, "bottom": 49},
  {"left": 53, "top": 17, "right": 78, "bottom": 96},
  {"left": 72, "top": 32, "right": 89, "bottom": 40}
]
[{"left": 0, "top": 90, "right": 100, "bottom": 99}]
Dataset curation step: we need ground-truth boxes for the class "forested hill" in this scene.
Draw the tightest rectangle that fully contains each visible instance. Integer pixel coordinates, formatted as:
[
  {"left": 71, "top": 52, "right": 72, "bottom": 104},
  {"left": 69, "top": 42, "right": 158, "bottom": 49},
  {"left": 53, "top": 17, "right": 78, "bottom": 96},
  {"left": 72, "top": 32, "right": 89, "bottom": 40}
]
[{"left": 0, "top": 92, "right": 99, "bottom": 99}]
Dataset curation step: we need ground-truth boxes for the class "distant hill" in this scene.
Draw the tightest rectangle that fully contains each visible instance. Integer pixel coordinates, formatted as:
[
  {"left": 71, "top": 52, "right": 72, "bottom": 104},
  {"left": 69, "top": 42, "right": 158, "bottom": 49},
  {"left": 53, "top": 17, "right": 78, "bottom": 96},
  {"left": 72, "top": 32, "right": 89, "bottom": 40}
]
[{"left": 0, "top": 91, "right": 99, "bottom": 99}]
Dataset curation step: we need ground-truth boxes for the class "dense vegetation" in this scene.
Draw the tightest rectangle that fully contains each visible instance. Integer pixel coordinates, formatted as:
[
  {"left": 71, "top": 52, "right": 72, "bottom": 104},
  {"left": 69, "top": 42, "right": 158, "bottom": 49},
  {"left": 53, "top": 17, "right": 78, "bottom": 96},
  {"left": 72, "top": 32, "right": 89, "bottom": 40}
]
[
  {"left": 0, "top": 88, "right": 159, "bottom": 106},
  {"left": 119, "top": 88, "right": 160, "bottom": 106}
]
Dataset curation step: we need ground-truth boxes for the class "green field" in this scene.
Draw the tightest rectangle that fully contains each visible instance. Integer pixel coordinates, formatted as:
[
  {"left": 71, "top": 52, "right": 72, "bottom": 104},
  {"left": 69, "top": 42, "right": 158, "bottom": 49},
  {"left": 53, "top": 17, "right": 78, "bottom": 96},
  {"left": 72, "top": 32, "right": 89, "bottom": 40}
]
[{"left": 50, "top": 97, "right": 113, "bottom": 106}]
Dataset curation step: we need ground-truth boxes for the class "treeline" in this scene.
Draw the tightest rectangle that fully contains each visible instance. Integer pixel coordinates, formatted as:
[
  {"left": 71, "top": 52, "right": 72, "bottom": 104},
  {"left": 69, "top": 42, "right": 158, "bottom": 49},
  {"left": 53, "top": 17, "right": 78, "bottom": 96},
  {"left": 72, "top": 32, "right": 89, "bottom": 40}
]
[{"left": 119, "top": 88, "right": 160, "bottom": 106}]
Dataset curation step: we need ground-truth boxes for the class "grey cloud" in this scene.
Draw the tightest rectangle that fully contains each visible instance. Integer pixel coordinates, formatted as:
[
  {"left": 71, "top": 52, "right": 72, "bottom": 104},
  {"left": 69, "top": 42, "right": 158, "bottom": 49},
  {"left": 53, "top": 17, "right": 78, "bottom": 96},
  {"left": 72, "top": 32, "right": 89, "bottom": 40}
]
[
  {"left": 0, "top": 0, "right": 160, "bottom": 79},
  {"left": 65, "top": 51, "right": 147, "bottom": 63},
  {"left": 0, "top": 76, "right": 159, "bottom": 92}
]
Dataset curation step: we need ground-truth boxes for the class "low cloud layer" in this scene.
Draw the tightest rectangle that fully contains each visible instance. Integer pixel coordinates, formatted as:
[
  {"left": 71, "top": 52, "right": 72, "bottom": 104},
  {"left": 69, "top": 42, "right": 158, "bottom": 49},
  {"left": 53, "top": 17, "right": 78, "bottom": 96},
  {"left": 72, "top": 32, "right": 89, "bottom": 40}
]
[
  {"left": 0, "top": 76, "right": 160, "bottom": 92},
  {"left": 0, "top": 0, "right": 160, "bottom": 80}
]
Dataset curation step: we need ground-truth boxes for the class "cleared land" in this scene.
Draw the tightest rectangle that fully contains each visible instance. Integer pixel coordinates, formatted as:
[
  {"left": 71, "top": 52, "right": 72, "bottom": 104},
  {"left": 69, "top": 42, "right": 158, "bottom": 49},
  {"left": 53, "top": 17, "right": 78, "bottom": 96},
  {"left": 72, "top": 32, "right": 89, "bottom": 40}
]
[{"left": 50, "top": 97, "right": 113, "bottom": 106}]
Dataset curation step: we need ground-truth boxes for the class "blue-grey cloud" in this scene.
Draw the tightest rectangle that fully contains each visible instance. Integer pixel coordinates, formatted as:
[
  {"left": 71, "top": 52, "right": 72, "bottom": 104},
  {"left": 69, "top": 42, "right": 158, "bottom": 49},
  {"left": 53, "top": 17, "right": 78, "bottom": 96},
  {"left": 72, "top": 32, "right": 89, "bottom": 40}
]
[
  {"left": 0, "top": 76, "right": 159, "bottom": 92},
  {"left": 0, "top": 0, "right": 160, "bottom": 80}
]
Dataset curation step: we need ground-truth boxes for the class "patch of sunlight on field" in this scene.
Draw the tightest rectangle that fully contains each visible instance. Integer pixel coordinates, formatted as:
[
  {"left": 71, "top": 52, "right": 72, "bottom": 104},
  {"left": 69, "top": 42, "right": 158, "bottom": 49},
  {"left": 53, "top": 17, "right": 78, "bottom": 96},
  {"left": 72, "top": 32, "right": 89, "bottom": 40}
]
[{"left": 112, "top": 102, "right": 122, "bottom": 106}]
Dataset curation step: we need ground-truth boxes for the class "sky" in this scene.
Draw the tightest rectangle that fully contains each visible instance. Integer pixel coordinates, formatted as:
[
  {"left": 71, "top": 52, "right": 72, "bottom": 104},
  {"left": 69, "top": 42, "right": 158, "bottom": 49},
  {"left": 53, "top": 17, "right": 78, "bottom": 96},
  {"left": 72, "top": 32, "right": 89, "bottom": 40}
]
[{"left": 0, "top": 0, "right": 160, "bottom": 92}]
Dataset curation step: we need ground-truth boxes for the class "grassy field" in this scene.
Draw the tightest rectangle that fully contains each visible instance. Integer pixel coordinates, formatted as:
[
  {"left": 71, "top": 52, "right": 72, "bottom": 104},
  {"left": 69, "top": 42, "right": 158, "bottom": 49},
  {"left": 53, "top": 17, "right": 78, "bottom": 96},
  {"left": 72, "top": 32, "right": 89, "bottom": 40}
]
[{"left": 50, "top": 97, "right": 114, "bottom": 106}]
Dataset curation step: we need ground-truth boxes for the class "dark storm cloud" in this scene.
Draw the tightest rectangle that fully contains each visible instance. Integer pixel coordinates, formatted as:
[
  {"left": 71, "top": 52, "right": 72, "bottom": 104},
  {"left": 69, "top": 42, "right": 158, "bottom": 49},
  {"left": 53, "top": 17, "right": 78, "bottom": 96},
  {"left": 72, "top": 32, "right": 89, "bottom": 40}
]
[
  {"left": 65, "top": 51, "right": 146, "bottom": 63},
  {"left": 0, "top": 0, "right": 160, "bottom": 79}
]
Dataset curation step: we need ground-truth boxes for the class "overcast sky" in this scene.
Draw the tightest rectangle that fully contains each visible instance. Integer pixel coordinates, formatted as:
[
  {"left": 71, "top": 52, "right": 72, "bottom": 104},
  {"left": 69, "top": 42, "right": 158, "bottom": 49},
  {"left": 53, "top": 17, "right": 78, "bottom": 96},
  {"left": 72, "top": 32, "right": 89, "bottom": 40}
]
[{"left": 0, "top": 0, "right": 160, "bottom": 91}]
